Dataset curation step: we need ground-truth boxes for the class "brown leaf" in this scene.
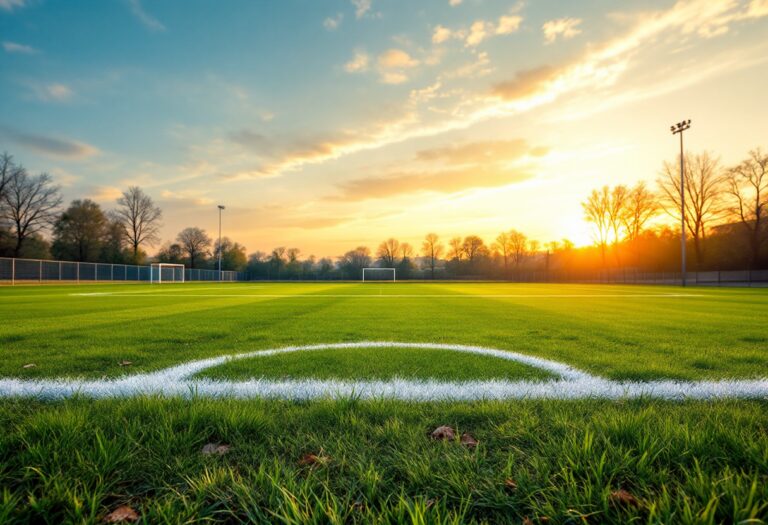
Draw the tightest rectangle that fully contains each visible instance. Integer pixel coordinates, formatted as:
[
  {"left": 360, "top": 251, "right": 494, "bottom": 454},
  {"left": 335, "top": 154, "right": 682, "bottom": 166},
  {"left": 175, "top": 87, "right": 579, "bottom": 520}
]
[
  {"left": 22, "top": 363, "right": 36, "bottom": 369},
  {"left": 504, "top": 478, "right": 518, "bottom": 491},
  {"left": 522, "top": 517, "right": 534, "bottom": 525},
  {"left": 201, "top": 443, "right": 231, "bottom": 455},
  {"left": 118, "top": 360, "right": 133, "bottom": 367},
  {"left": 430, "top": 425, "right": 455, "bottom": 440},
  {"left": 104, "top": 505, "right": 139, "bottom": 523},
  {"left": 298, "top": 452, "right": 330, "bottom": 467},
  {"left": 610, "top": 489, "right": 641, "bottom": 508},
  {"left": 425, "top": 497, "right": 437, "bottom": 509},
  {"left": 460, "top": 432, "right": 478, "bottom": 448},
  {"left": 351, "top": 500, "right": 365, "bottom": 512}
]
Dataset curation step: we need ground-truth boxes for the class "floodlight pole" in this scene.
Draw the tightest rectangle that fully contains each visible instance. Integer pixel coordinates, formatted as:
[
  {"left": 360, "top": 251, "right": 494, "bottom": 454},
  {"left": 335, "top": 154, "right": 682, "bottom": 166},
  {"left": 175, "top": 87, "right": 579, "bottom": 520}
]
[
  {"left": 217, "top": 205, "right": 225, "bottom": 280},
  {"left": 670, "top": 119, "right": 691, "bottom": 287}
]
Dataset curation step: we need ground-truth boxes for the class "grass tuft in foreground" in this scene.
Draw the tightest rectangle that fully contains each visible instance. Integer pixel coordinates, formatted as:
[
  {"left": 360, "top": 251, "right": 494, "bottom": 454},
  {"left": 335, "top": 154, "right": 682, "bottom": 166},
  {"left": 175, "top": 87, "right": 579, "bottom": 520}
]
[{"left": 0, "top": 397, "right": 766, "bottom": 524}]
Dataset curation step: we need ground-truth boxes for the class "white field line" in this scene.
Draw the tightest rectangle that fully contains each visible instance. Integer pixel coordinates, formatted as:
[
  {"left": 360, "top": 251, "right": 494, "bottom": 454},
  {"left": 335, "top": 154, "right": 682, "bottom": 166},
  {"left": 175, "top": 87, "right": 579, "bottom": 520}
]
[
  {"left": 70, "top": 293, "right": 704, "bottom": 298},
  {"left": 1, "top": 342, "right": 765, "bottom": 401}
]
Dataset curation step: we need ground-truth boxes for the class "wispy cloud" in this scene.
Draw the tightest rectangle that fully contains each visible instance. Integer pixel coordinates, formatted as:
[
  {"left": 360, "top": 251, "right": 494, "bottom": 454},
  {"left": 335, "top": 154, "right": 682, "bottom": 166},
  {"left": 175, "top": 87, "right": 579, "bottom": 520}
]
[
  {"left": 2, "top": 41, "right": 39, "bottom": 54},
  {"left": 127, "top": 0, "right": 166, "bottom": 32},
  {"left": 344, "top": 50, "right": 370, "bottom": 73},
  {"left": 1, "top": 128, "right": 99, "bottom": 159},
  {"left": 377, "top": 48, "right": 419, "bottom": 84},
  {"left": 351, "top": 0, "right": 371, "bottom": 19},
  {"left": 324, "top": 13, "right": 343, "bottom": 31},
  {"left": 542, "top": 18, "right": 582, "bottom": 43},
  {"left": 29, "top": 82, "right": 73, "bottom": 102},
  {"left": 0, "top": 0, "right": 28, "bottom": 12}
]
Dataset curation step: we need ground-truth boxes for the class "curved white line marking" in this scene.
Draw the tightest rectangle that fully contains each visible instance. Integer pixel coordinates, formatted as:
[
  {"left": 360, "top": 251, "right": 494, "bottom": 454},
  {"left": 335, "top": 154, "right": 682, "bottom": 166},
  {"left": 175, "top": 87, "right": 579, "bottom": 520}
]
[{"left": 0, "top": 342, "right": 765, "bottom": 401}]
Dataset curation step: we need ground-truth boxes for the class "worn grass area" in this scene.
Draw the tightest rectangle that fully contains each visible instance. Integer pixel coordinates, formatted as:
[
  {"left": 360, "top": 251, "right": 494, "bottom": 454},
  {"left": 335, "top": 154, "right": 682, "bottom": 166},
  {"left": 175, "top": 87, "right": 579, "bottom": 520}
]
[
  {"left": 196, "top": 346, "right": 554, "bottom": 381},
  {"left": 0, "top": 397, "right": 766, "bottom": 524},
  {"left": 0, "top": 282, "right": 766, "bottom": 381}
]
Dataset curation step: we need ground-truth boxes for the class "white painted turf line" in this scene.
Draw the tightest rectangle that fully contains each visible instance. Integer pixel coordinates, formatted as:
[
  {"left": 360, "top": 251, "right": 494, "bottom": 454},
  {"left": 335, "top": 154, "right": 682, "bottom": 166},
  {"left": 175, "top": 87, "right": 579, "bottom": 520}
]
[
  {"left": 71, "top": 293, "right": 704, "bottom": 298},
  {"left": 1, "top": 342, "right": 766, "bottom": 401}
]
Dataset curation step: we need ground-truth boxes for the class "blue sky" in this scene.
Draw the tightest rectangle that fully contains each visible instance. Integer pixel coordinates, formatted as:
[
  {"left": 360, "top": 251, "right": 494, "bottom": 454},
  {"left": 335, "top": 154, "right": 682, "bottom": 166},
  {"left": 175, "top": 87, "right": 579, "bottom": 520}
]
[{"left": 2, "top": 0, "right": 767, "bottom": 256}]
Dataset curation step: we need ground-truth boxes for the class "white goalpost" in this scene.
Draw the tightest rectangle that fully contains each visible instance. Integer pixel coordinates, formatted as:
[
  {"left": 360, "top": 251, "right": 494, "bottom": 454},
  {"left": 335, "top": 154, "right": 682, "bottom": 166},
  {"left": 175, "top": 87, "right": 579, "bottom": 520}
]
[
  {"left": 362, "top": 267, "right": 396, "bottom": 282},
  {"left": 150, "top": 263, "right": 185, "bottom": 284}
]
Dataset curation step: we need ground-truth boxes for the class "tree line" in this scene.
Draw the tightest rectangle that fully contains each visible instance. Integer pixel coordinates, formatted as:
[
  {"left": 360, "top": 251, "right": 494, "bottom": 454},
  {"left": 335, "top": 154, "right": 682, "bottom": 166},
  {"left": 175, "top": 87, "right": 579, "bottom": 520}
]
[{"left": 1, "top": 145, "right": 765, "bottom": 279}]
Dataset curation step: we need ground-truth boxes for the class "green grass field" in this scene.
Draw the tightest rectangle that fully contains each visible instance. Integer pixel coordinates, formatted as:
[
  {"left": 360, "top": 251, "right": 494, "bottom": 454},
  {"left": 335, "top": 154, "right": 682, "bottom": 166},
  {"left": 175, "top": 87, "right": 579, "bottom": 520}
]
[{"left": 1, "top": 282, "right": 767, "bottom": 523}]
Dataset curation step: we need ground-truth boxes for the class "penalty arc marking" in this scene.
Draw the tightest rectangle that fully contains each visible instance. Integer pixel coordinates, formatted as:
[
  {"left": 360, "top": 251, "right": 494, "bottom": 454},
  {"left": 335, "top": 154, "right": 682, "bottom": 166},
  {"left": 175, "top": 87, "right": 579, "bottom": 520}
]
[{"left": 0, "top": 342, "right": 766, "bottom": 401}]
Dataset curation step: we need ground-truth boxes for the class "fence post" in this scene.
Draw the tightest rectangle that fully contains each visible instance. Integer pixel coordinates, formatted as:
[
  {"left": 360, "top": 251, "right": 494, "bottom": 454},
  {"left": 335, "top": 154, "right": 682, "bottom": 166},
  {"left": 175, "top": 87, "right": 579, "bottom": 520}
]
[
  {"left": 59, "top": 261, "right": 62, "bottom": 281},
  {"left": 77, "top": 262, "right": 80, "bottom": 284},
  {"left": 111, "top": 264, "right": 114, "bottom": 282},
  {"left": 39, "top": 260, "right": 42, "bottom": 283},
  {"left": 11, "top": 258, "right": 14, "bottom": 286}
]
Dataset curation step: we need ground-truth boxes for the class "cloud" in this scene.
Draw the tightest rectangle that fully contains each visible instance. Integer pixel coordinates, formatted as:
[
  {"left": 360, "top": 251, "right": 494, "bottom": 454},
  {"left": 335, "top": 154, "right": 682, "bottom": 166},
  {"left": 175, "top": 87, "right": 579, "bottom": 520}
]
[
  {"left": 333, "top": 166, "right": 532, "bottom": 201},
  {"left": 29, "top": 82, "right": 73, "bottom": 102},
  {"left": 542, "top": 17, "right": 582, "bottom": 43},
  {"left": 496, "top": 15, "right": 523, "bottom": 34},
  {"left": 378, "top": 49, "right": 419, "bottom": 68},
  {"left": 432, "top": 25, "right": 452, "bottom": 44},
  {"left": 2, "top": 41, "right": 38, "bottom": 54},
  {"left": 449, "top": 0, "right": 462, "bottom": 5},
  {"left": 491, "top": 66, "right": 559, "bottom": 100},
  {"left": 344, "top": 50, "right": 370, "bottom": 73},
  {"left": 1, "top": 128, "right": 99, "bottom": 159},
  {"left": 416, "top": 139, "right": 547, "bottom": 165},
  {"left": 324, "top": 13, "right": 343, "bottom": 30},
  {"left": 351, "top": 0, "right": 371, "bottom": 19},
  {"left": 160, "top": 189, "right": 214, "bottom": 207},
  {"left": 127, "top": 0, "right": 166, "bottom": 32},
  {"left": 466, "top": 21, "right": 489, "bottom": 46},
  {"left": 89, "top": 186, "right": 124, "bottom": 202},
  {"left": 0, "top": 0, "right": 27, "bottom": 11}
]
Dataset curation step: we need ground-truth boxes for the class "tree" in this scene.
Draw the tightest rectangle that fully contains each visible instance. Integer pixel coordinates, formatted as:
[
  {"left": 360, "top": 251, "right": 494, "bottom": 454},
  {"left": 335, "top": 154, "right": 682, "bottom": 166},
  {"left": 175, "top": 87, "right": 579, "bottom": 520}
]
[
  {"left": 448, "top": 236, "right": 464, "bottom": 261},
  {"left": 582, "top": 186, "right": 611, "bottom": 265},
  {"left": 508, "top": 229, "right": 528, "bottom": 267},
  {"left": 1, "top": 167, "right": 62, "bottom": 257},
  {"left": 100, "top": 214, "right": 128, "bottom": 263},
  {"left": 338, "top": 246, "right": 371, "bottom": 279},
  {"left": 461, "top": 235, "right": 485, "bottom": 263},
  {"left": 492, "top": 232, "right": 513, "bottom": 274},
  {"left": 421, "top": 233, "right": 444, "bottom": 279},
  {"left": 622, "top": 182, "right": 659, "bottom": 242},
  {"left": 0, "top": 152, "right": 13, "bottom": 203},
  {"left": 215, "top": 237, "right": 248, "bottom": 271},
  {"left": 658, "top": 152, "right": 726, "bottom": 268},
  {"left": 377, "top": 238, "right": 399, "bottom": 267},
  {"left": 176, "top": 227, "right": 212, "bottom": 268},
  {"left": 156, "top": 242, "right": 185, "bottom": 264},
  {"left": 726, "top": 148, "right": 768, "bottom": 268},
  {"left": 51, "top": 199, "right": 108, "bottom": 262},
  {"left": 270, "top": 246, "right": 286, "bottom": 278},
  {"left": 115, "top": 186, "right": 162, "bottom": 263}
]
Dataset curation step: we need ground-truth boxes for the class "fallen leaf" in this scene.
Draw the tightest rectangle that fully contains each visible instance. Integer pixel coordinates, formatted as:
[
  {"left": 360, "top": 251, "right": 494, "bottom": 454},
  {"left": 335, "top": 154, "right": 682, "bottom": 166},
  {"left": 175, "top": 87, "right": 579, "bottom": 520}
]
[
  {"left": 298, "top": 452, "right": 330, "bottom": 467},
  {"left": 425, "top": 497, "right": 437, "bottom": 509},
  {"left": 504, "top": 478, "right": 518, "bottom": 491},
  {"left": 610, "top": 489, "right": 641, "bottom": 508},
  {"left": 104, "top": 505, "right": 139, "bottom": 523},
  {"left": 201, "top": 443, "right": 231, "bottom": 455},
  {"left": 22, "top": 363, "right": 36, "bottom": 369},
  {"left": 522, "top": 517, "right": 533, "bottom": 525},
  {"left": 430, "top": 425, "right": 455, "bottom": 440},
  {"left": 118, "top": 360, "right": 133, "bottom": 367},
  {"left": 460, "top": 432, "right": 478, "bottom": 448},
  {"left": 351, "top": 500, "right": 365, "bottom": 512}
]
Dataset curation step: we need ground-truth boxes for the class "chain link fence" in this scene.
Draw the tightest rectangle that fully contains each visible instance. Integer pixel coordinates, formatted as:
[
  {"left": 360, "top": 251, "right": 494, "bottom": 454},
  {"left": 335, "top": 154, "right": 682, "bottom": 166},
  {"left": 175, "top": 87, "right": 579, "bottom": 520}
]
[{"left": 0, "top": 257, "right": 247, "bottom": 284}]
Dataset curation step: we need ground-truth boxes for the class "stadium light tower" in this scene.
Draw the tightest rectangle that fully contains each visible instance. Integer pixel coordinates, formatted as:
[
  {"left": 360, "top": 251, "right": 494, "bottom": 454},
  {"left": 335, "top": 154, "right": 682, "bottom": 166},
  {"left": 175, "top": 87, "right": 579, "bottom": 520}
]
[
  {"left": 217, "top": 205, "right": 225, "bottom": 279},
  {"left": 670, "top": 119, "right": 691, "bottom": 287}
]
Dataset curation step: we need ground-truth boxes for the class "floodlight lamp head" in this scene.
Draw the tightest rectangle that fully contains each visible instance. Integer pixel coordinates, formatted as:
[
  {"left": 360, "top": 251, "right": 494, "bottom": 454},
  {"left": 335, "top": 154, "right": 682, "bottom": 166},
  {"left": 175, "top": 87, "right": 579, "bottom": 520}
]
[{"left": 218, "top": 205, "right": 225, "bottom": 210}]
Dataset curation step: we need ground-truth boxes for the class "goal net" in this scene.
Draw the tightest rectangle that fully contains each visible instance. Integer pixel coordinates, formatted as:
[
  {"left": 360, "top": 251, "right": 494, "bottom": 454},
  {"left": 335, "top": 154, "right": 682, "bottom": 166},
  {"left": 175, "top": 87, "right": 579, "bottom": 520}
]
[
  {"left": 362, "top": 267, "right": 396, "bottom": 282},
  {"left": 150, "top": 263, "right": 185, "bottom": 283}
]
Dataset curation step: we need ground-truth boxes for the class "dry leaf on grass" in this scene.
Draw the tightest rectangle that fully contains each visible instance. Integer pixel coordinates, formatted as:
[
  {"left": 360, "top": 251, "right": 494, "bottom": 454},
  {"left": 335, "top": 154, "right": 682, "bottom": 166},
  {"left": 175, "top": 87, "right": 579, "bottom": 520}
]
[
  {"left": 425, "top": 497, "right": 437, "bottom": 509},
  {"left": 298, "top": 452, "right": 330, "bottom": 467},
  {"left": 201, "top": 443, "right": 231, "bottom": 455},
  {"left": 504, "top": 478, "right": 518, "bottom": 491},
  {"left": 103, "top": 505, "right": 139, "bottom": 523},
  {"left": 522, "top": 518, "right": 533, "bottom": 525},
  {"left": 460, "top": 432, "right": 478, "bottom": 448},
  {"left": 22, "top": 363, "right": 36, "bottom": 369},
  {"left": 610, "top": 489, "right": 641, "bottom": 508},
  {"left": 118, "top": 360, "right": 133, "bottom": 367},
  {"left": 430, "top": 425, "right": 455, "bottom": 440}
]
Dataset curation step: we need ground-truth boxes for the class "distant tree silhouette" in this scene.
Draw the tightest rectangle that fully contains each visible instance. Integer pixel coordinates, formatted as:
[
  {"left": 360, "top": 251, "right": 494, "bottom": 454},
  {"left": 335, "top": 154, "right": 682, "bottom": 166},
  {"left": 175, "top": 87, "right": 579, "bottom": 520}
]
[
  {"left": 177, "top": 227, "right": 212, "bottom": 269},
  {"left": 421, "top": 233, "right": 444, "bottom": 279},
  {"left": 726, "top": 148, "right": 768, "bottom": 268},
  {"left": 52, "top": 199, "right": 107, "bottom": 262},
  {"left": 377, "top": 238, "right": 399, "bottom": 267},
  {"left": 582, "top": 187, "right": 611, "bottom": 265},
  {"left": 115, "top": 186, "right": 162, "bottom": 264}
]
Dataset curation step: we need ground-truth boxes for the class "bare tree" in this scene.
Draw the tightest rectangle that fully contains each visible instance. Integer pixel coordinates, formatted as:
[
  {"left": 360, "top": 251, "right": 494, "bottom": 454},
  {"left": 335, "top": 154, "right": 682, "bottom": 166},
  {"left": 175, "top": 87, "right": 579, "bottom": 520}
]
[
  {"left": 726, "top": 148, "right": 768, "bottom": 268},
  {"left": 508, "top": 229, "right": 528, "bottom": 267},
  {"left": 492, "top": 232, "right": 512, "bottom": 274},
  {"left": 338, "top": 246, "right": 371, "bottom": 278},
  {"left": 0, "top": 152, "right": 13, "bottom": 203},
  {"left": 176, "top": 227, "right": 212, "bottom": 269},
  {"left": 658, "top": 152, "right": 726, "bottom": 268},
  {"left": 448, "top": 236, "right": 463, "bottom": 261},
  {"left": 461, "top": 235, "right": 485, "bottom": 263},
  {"left": 376, "top": 238, "right": 400, "bottom": 267},
  {"left": 400, "top": 242, "right": 413, "bottom": 262},
  {"left": 115, "top": 186, "right": 162, "bottom": 263},
  {"left": 607, "top": 185, "right": 629, "bottom": 251},
  {"left": 270, "top": 246, "right": 287, "bottom": 277},
  {"left": 582, "top": 186, "right": 611, "bottom": 265},
  {"left": 421, "top": 233, "right": 443, "bottom": 279},
  {"left": 1, "top": 166, "right": 62, "bottom": 256},
  {"left": 622, "top": 182, "right": 659, "bottom": 242}
]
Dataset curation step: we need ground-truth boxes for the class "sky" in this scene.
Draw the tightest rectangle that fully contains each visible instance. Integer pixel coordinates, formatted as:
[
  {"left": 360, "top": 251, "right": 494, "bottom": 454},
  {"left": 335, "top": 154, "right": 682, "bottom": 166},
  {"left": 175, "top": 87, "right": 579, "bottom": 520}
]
[{"left": 1, "top": 0, "right": 767, "bottom": 257}]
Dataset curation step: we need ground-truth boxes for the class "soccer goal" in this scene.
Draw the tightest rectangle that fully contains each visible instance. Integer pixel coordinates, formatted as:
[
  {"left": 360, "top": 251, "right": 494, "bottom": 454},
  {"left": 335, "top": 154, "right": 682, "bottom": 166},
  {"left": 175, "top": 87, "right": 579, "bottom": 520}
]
[
  {"left": 150, "top": 263, "right": 185, "bottom": 284},
  {"left": 362, "top": 267, "right": 396, "bottom": 282}
]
